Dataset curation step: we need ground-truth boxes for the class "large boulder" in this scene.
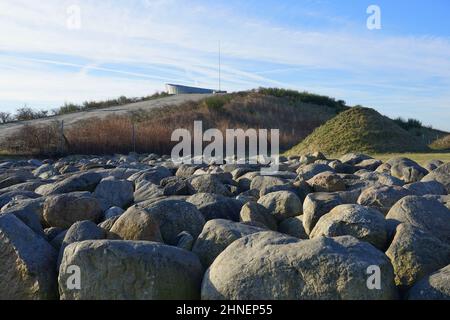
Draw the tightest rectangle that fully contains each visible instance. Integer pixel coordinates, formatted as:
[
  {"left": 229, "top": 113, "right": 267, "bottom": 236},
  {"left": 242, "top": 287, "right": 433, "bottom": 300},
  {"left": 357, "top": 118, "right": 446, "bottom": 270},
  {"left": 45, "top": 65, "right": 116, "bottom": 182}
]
[
  {"left": 296, "top": 164, "right": 334, "bottom": 180},
  {"left": 93, "top": 177, "right": 134, "bottom": 210},
  {"left": 189, "top": 174, "right": 231, "bottom": 196},
  {"left": 386, "top": 196, "right": 450, "bottom": 243},
  {"left": 303, "top": 192, "right": 343, "bottom": 235},
  {"left": 310, "top": 204, "right": 387, "bottom": 250},
  {"left": 58, "top": 220, "right": 106, "bottom": 265},
  {"left": 340, "top": 153, "right": 373, "bottom": 166},
  {"left": 109, "top": 206, "right": 162, "bottom": 242},
  {"left": 278, "top": 216, "right": 308, "bottom": 239},
  {"left": 138, "top": 200, "right": 205, "bottom": 245},
  {"left": 239, "top": 201, "right": 277, "bottom": 230},
  {"left": 386, "top": 224, "right": 450, "bottom": 289},
  {"left": 202, "top": 232, "right": 397, "bottom": 300},
  {"left": 422, "top": 163, "right": 450, "bottom": 193},
  {"left": 387, "top": 158, "right": 428, "bottom": 183},
  {"left": 192, "top": 219, "right": 265, "bottom": 267},
  {"left": 357, "top": 185, "right": 411, "bottom": 215},
  {"left": 35, "top": 171, "right": 102, "bottom": 196},
  {"left": 307, "top": 172, "right": 346, "bottom": 192},
  {"left": 249, "top": 176, "right": 287, "bottom": 192},
  {"left": 59, "top": 240, "right": 203, "bottom": 300},
  {"left": 43, "top": 192, "right": 103, "bottom": 229},
  {"left": 257, "top": 191, "right": 302, "bottom": 221},
  {"left": 187, "top": 193, "right": 242, "bottom": 222},
  {"left": 404, "top": 180, "right": 447, "bottom": 196},
  {"left": 407, "top": 265, "right": 450, "bottom": 300},
  {"left": 0, "top": 214, "right": 57, "bottom": 299}
]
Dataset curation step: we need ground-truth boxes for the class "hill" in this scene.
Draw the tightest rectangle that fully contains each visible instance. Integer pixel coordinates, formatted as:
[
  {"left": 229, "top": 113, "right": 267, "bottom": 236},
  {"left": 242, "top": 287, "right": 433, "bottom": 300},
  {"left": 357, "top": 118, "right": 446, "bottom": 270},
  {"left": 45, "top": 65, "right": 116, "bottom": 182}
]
[
  {"left": 430, "top": 134, "right": 450, "bottom": 151},
  {"left": 286, "top": 107, "right": 435, "bottom": 156},
  {"left": 1, "top": 90, "right": 346, "bottom": 156}
]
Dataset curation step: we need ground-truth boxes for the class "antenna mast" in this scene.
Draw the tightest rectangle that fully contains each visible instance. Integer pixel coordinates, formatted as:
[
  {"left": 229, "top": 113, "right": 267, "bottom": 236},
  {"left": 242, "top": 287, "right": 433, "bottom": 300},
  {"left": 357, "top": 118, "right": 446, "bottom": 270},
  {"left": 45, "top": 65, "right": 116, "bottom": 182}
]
[{"left": 219, "top": 40, "right": 221, "bottom": 92}]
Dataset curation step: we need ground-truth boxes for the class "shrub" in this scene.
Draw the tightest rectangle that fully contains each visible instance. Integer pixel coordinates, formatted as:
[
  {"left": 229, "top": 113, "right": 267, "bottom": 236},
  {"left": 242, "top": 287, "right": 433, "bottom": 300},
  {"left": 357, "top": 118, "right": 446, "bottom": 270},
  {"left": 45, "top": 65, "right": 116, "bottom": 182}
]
[{"left": 393, "top": 117, "right": 423, "bottom": 130}]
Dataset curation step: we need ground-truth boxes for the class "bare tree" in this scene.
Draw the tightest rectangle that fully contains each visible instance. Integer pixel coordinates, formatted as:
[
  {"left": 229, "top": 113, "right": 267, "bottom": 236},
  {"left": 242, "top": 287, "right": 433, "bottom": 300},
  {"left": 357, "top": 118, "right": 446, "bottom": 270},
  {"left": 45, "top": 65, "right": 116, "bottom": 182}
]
[{"left": 0, "top": 112, "right": 12, "bottom": 124}]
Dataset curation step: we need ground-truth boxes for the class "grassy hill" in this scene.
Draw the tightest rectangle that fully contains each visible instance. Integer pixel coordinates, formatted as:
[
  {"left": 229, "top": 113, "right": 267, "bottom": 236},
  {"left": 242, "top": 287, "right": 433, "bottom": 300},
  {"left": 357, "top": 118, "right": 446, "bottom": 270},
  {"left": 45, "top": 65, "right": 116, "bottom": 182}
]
[
  {"left": 430, "top": 134, "right": 450, "bottom": 151},
  {"left": 286, "top": 107, "right": 436, "bottom": 156},
  {"left": 2, "top": 89, "right": 346, "bottom": 156}
]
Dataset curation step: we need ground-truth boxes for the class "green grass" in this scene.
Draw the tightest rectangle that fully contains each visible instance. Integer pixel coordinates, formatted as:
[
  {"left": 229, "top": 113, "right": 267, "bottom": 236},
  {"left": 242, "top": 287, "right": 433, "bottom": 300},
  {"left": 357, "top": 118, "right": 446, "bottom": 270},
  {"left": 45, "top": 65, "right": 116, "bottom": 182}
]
[
  {"left": 370, "top": 153, "right": 450, "bottom": 166},
  {"left": 286, "top": 107, "right": 434, "bottom": 156}
]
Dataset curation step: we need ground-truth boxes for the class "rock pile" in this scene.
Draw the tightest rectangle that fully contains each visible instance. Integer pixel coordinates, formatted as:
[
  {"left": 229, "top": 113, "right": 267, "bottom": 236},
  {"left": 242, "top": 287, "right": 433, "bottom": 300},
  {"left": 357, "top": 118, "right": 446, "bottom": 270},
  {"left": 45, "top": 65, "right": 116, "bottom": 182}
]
[{"left": 0, "top": 153, "right": 449, "bottom": 300}]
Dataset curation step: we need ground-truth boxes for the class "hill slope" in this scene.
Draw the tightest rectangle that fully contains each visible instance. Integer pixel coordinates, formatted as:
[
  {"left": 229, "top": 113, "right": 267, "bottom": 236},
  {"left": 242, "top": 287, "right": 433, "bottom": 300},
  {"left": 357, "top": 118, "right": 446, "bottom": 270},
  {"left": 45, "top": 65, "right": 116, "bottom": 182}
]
[
  {"left": 286, "top": 107, "right": 432, "bottom": 155},
  {"left": 430, "top": 134, "right": 450, "bottom": 151}
]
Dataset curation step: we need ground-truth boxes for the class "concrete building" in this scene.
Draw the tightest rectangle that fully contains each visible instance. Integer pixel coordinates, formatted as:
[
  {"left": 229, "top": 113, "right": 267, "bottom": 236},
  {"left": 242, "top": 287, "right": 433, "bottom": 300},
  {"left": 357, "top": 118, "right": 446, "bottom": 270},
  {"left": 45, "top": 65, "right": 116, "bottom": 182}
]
[{"left": 165, "top": 83, "right": 225, "bottom": 95}]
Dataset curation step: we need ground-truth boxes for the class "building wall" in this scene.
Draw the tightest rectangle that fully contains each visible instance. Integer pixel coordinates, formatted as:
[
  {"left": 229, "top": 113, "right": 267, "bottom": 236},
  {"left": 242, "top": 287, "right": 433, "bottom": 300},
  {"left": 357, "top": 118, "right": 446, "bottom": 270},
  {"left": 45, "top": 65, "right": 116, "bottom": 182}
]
[{"left": 166, "top": 84, "right": 215, "bottom": 94}]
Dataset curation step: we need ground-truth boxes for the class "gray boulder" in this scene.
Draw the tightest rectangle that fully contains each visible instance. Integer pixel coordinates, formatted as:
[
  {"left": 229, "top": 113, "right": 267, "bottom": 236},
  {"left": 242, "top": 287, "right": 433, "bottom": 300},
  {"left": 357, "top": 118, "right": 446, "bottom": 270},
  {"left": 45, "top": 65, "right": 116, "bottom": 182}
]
[
  {"left": 307, "top": 172, "right": 346, "bottom": 192},
  {"left": 59, "top": 240, "right": 203, "bottom": 300},
  {"left": 187, "top": 193, "right": 242, "bottom": 222},
  {"left": 408, "top": 265, "right": 450, "bottom": 300},
  {"left": 387, "top": 158, "right": 428, "bottom": 183},
  {"left": 310, "top": 204, "right": 387, "bottom": 249},
  {"left": 43, "top": 192, "right": 103, "bottom": 229},
  {"left": 0, "top": 214, "right": 57, "bottom": 299},
  {"left": 189, "top": 174, "right": 231, "bottom": 196},
  {"left": 239, "top": 201, "right": 277, "bottom": 231},
  {"left": 278, "top": 216, "right": 308, "bottom": 239},
  {"left": 109, "top": 206, "right": 162, "bottom": 242},
  {"left": 422, "top": 162, "right": 450, "bottom": 193},
  {"left": 404, "top": 180, "right": 447, "bottom": 196},
  {"left": 202, "top": 232, "right": 397, "bottom": 300},
  {"left": 357, "top": 185, "right": 411, "bottom": 215},
  {"left": 192, "top": 219, "right": 265, "bottom": 267},
  {"left": 35, "top": 171, "right": 102, "bottom": 196},
  {"left": 303, "top": 192, "right": 343, "bottom": 235},
  {"left": 386, "top": 196, "right": 450, "bottom": 243},
  {"left": 93, "top": 177, "right": 134, "bottom": 211},
  {"left": 296, "top": 163, "right": 334, "bottom": 180},
  {"left": 386, "top": 224, "right": 450, "bottom": 288},
  {"left": 257, "top": 191, "right": 302, "bottom": 221}
]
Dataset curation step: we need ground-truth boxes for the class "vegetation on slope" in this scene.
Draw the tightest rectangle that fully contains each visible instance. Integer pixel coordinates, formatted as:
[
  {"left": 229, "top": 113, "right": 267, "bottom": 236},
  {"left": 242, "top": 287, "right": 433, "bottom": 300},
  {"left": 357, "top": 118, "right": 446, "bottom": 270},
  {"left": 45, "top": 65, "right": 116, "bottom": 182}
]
[
  {"left": 1, "top": 91, "right": 343, "bottom": 156},
  {"left": 286, "top": 107, "right": 433, "bottom": 156},
  {"left": 430, "top": 134, "right": 450, "bottom": 151}
]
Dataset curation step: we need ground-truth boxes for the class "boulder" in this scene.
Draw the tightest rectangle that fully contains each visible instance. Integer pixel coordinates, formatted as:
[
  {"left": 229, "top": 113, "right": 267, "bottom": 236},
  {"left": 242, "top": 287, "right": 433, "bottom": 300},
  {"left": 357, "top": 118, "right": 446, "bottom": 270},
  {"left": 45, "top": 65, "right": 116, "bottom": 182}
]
[
  {"left": 189, "top": 174, "right": 231, "bottom": 196},
  {"left": 35, "top": 171, "right": 102, "bottom": 196},
  {"left": 176, "top": 231, "right": 194, "bottom": 251},
  {"left": 357, "top": 185, "right": 411, "bottom": 215},
  {"left": 387, "top": 158, "right": 428, "bottom": 183},
  {"left": 187, "top": 193, "right": 242, "bottom": 222},
  {"left": 310, "top": 204, "right": 387, "bottom": 249},
  {"left": 239, "top": 201, "right": 277, "bottom": 231},
  {"left": 43, "top": 192, "right": 103, "bottom": 229},
  {"left": 386, "top": 224, "right": 450, "bottom": 289},
  {"left": 307, "top": 172, "right": 346, "bottom": 192},
  {"left": 58, "top": 221, "right": 106, "bottom": 264},
  {"left": 192, "top": 219, "right": 265, "bottom": 267},
  {"left": 404, "top": 180, "right": 447, "bottom": 196},
  {"left": 0, "top": 214, "right": 57, "bottom": 299},
  {"left": 278, "top": 216, "right": 308, "bottom": 239},
  {"left": 303, "top": 192, "right": 343, "bottom": 235},
  {"left": 386, "top": 196, "right": 450, "bottom": 243},
  {"left": 202, "top": 232, "right": 397, "bottom": 300},
  {"left": 109, "top": 206, "right": 162, "bottom": 242},
  {"left": 138, "top": 200, "right": 205, "bottom": 245},
  {"left": 340, "top": 153, "right": 373, "bottom": 166},
  {"left": 407, "top": 265, "right": 450, "bottom": 300},
  {"left": 93, "top": 177, "right": 134, "bottom": 211},
  {"left": 422, "top": 162, "right": 450, "bottom": 193},
  {"left": 104, "top": 206, "right": 125, "bottom": 220},
  {"left": 296, "top": 163, "right": 334, "bottom": 180},
  {"left": 59, "top": 240, "right": 203, "bottom": 300},
  {"left": 257, "top": 191, "right": 302, "bottom": 221}
]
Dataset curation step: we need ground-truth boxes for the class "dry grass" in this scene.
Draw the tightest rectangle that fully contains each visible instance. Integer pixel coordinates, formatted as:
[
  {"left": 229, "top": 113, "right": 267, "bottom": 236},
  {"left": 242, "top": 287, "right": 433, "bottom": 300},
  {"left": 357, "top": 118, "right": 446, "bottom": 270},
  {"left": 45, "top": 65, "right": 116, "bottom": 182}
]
[{"left": 2, "top": 92, "right": 341, "bottom": 156}]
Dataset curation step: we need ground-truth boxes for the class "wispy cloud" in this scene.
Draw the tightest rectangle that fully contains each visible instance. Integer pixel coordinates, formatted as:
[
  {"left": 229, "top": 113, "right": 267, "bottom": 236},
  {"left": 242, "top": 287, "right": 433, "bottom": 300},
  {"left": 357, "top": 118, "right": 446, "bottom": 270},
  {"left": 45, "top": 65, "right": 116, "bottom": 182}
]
[{"left": 0, "top": 0, "right": 449, "bottom": 130}]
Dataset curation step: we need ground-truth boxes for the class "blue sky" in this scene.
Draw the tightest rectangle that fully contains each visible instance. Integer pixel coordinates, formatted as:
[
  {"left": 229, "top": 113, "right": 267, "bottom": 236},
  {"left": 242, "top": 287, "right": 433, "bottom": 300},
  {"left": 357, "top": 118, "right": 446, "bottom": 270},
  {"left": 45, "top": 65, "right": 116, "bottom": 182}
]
[{"left": 0, "top": 0, "right": 449, "bottom": 130}]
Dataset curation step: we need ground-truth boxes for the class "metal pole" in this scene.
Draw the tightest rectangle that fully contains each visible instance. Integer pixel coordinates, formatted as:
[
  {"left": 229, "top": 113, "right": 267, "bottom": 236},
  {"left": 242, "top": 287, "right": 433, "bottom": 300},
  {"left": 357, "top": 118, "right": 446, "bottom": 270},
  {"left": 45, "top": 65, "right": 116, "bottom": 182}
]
[
  {"left": 219, "top": 40, "right": 221, "bottom": 92},
  {"left": 132, "top": 122, "right": 136, "bottom": 153}
]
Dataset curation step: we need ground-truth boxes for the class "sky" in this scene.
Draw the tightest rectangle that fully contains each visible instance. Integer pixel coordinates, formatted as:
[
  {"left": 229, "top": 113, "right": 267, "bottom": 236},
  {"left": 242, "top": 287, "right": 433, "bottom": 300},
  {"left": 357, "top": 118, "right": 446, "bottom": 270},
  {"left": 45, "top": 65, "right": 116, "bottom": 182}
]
[{"left": 0, "top": 0, "right": 449, "bottom": 130}]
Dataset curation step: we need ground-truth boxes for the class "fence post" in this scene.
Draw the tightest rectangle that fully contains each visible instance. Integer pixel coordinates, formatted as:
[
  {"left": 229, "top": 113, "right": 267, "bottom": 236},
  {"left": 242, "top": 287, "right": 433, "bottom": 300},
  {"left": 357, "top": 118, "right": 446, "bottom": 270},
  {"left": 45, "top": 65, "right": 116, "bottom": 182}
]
[
  {"left": 60, "top": 120, "right": 65, "bottom": 154},
  {"left": 132, "top": 122, "right": 136, "bottom": 153}
]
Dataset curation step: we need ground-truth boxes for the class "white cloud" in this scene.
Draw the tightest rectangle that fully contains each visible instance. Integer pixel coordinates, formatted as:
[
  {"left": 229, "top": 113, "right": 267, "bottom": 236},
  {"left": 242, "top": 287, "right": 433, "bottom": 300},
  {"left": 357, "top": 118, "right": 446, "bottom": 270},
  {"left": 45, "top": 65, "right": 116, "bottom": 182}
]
[{"left": 0, "top": 0, "right": 449, "bottom": 129}]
